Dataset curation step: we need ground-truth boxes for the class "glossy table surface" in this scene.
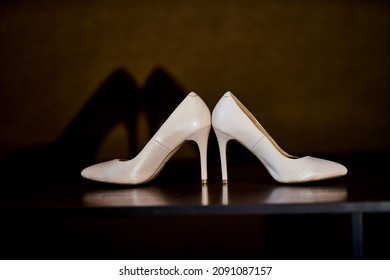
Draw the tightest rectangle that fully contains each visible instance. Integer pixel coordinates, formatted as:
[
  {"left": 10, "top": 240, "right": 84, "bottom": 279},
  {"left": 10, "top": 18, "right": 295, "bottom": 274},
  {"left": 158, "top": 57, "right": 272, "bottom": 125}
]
[
  {"left": 1, "top": 152, "right": 389, "bottom": 216},
  {"left": 1, "top": 152, "right": 388, "bottom": 260}
]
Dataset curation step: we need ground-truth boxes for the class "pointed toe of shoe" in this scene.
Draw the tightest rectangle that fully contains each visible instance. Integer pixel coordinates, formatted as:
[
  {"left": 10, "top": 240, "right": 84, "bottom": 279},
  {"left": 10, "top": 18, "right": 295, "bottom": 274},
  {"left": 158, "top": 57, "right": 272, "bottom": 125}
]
[
  {"left": 81, "top": 160, "right": 118, "bottom": 183},
  {"left": 80, "top": 159, "right": 141, "bottom": 184},
  {"left": 81, "top": 165, "right": 99, "bottom": 181},
  {"left": 306, "top": 157, "right": 348, "bottom": 182},
  {"left": 329, "top": 161, "right": 348, "bottom": 177}
]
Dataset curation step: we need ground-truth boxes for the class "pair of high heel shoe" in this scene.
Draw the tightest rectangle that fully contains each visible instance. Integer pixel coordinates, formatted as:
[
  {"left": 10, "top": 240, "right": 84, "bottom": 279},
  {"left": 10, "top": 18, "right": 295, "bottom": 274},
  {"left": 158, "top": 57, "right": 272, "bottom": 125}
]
[{"left": 81, "top": 91, "right": 347, "bottom": 184}]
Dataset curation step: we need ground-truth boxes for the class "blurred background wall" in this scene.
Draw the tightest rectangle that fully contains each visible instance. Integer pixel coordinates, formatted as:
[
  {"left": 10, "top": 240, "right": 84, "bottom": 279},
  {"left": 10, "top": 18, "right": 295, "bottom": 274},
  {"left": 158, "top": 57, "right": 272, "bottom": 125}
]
[{"left": 0, "top": 0, "right": 389, "bottom": 162}]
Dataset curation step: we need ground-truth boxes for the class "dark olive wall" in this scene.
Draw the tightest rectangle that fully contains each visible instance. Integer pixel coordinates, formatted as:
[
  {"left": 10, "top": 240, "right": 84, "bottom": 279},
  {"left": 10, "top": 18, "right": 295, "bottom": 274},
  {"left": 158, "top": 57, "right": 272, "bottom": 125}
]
[{"left": 0, "top": 0, "right": 389, "bottom": 160}]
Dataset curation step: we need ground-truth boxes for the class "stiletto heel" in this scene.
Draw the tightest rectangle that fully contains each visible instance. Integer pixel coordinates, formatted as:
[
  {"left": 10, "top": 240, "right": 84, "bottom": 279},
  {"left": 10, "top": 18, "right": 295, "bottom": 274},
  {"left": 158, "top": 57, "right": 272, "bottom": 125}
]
[
  {"left": 214, "top": 128, "right": 234, "bottom": 184},
  {"left": 212, "top": 91, "right": 347, "bottom": 183},
  {"left": 187, "top": 127, "right": 211, "bottom": 184},
  {"left": 81, "top": 92, "right": 211, "bottom": 184}
]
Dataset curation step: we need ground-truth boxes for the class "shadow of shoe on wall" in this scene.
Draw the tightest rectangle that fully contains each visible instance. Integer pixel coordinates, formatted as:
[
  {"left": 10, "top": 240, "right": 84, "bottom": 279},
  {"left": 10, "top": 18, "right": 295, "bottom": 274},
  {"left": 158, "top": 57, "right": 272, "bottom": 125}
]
[
  {"left": 142, "top": 68, "right": 188, "bottom": 136},
  {"left": 0, "top": 67, "right": 190, "bottom": 191},
  {"left": 55, "top": 68, "right": 140, "bottom": 169}
]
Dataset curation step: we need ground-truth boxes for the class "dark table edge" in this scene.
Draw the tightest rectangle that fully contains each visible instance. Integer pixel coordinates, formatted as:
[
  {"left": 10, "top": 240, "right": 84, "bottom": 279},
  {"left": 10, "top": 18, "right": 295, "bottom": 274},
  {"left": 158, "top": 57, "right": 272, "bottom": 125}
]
[{"left": 2, "top": 201, "right": 390, "bottom": 218}]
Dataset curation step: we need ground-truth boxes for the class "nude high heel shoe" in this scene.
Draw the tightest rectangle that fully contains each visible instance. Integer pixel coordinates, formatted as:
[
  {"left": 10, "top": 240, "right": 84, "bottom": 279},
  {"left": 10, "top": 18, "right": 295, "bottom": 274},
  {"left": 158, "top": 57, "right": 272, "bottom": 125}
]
[
  {"left": 81, "top": 92, "right": 211, "bottom": 184},
  {"left": 212, "top": 91, "right": 347, "bottom": 184}
]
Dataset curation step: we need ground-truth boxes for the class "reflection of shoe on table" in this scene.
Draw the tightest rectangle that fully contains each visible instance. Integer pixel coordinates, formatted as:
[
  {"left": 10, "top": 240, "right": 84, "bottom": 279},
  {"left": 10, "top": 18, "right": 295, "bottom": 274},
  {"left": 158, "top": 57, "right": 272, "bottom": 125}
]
[{"left": 212, "top": 91, "right": 347, "bottom": 184}]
